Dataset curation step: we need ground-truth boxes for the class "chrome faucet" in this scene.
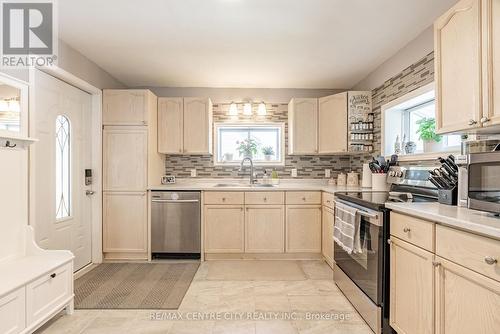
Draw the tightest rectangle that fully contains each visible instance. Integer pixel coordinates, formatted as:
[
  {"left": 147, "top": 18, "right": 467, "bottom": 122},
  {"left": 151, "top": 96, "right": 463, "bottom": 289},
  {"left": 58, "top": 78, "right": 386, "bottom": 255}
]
[{"left": 239, "top": 157, "right": 256, "bottom": 184}]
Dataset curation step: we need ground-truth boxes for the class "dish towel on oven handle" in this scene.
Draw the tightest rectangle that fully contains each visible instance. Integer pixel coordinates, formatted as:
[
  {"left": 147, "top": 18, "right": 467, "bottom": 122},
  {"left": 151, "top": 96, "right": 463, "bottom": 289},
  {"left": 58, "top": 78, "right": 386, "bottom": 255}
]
[{"left": 333, "top": 201, "right": 362, "bottom": 254}]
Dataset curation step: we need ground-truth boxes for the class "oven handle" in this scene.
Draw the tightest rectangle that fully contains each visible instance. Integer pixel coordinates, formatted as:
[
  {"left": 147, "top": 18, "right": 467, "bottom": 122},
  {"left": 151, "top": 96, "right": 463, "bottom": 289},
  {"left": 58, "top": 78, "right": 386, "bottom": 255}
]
[
  {"left": 334, "top": 198, "right": 382, "bottom": 226},
  {"left": 151, "top": 199, "right": 200, "bottom": 203}
]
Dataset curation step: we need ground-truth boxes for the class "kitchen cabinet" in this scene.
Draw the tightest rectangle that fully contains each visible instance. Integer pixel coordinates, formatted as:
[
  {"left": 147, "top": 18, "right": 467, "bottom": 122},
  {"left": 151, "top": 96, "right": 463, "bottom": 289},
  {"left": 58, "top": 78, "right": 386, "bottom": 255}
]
[
  {"left": 157, "top": 97, "right": 213, "bottom": 155},
  {"left": 318, "top": 93, "right": 348, "bottom": 154},
  {"left": 103, "top": 192, "right": 148, "bottom": 256},
  {"left": 322, "top": 206, "right": 334, "bottom": 268},
  {"left": 285, "top": 205, "right": 322, "bottom": 253},
  {"left": 389, "top": 237, "right": 434, "bottom": 334},
  {"left": 288, "top": 98, "right": 318, "bottom": 154},
  {"left": 204, "top": 205, "right": 245, "bottom": 253},
  {"left": 483, "top": 0, "right": 500, "bottom": 127},
  {"left": 245, "top": 206, "right": 285, "bottom": 253},
  {"left": 103, "top": 89, "right": 154, "bottom": 126},
  {"left": 434, "top": 256, "right": 500, "bottom": 334}
]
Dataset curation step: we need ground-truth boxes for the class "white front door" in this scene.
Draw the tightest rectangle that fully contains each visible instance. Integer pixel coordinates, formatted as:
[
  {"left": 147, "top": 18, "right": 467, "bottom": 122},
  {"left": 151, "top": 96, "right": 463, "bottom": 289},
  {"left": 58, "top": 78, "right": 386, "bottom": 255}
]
[{"left": 32, "top": 69, "right": 93, "bottom": 271}]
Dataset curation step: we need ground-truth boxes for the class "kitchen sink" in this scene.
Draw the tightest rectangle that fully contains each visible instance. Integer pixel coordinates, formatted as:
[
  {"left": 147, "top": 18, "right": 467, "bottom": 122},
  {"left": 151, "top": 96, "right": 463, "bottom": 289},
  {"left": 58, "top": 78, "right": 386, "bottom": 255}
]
[
  {"left": 212, "top": 183, "right": 275, "bottom": 188},
  {"left": 213, "top": 183, "right": 244, "bottom": 187},
  {"left": 252, "top": 184, "right": 275, "bottom": 187}
]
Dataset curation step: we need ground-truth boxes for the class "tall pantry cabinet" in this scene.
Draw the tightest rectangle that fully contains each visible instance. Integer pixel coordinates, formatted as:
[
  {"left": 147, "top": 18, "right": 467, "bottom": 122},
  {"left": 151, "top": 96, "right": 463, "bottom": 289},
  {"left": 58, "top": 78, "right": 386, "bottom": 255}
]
[{"left": 102, "top": 89, "right": 164, "bottom": 260}]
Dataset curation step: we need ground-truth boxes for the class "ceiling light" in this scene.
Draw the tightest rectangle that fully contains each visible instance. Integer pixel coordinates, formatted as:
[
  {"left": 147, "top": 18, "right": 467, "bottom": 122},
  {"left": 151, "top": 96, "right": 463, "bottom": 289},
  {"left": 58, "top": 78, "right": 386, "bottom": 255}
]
[
  {"left": 243, "top": 102, "right": 252, "bottom": 115},
  {"left": 228, "top": 102, "right": 238, "bottom": 116},
  {"left": 257, "top": 102, "right": 267, "bottom": 116}
]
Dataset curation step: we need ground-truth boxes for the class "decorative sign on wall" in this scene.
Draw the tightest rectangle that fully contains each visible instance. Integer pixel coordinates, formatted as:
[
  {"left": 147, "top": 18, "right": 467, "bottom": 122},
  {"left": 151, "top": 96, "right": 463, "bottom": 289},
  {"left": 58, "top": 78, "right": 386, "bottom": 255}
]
[{"left": 348, "top": 91, "right": 373, "bottom": 153}]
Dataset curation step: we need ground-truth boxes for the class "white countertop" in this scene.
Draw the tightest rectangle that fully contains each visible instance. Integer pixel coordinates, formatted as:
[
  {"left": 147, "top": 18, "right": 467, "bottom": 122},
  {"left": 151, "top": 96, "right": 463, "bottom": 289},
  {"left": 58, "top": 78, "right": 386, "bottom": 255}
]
[{"left": 386, "top": 202, "right": 500, "bottom": 240}]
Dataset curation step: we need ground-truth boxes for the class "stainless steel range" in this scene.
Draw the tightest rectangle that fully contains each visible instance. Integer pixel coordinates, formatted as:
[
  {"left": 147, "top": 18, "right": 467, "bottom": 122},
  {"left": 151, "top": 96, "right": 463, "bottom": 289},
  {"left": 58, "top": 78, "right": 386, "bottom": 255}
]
[{"left": 333, "top": 165, "right": 438, "bottom": 334}]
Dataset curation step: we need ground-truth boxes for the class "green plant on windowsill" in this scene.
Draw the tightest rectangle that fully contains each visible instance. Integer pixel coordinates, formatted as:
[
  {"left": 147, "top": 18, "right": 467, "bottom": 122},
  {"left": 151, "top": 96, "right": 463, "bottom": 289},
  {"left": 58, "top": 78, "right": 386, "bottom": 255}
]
[
  {"left": 262, "top": 146, "right": 275, "bottom": 161},
  {"left": 416, "top": 117, "right": 443, "bottom": 153},
  {"left": 236, "top": 138, "right": 259, "bottom": 158}
]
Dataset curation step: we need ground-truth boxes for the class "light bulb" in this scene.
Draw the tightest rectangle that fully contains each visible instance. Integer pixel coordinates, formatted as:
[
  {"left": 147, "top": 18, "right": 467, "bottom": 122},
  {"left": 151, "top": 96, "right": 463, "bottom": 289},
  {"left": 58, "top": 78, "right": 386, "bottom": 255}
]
[
  {"left": 228, "top": 102, "right": 238, "bottom": 116},
  {"left": 243, "top": 103, "right": 252, "bottom": 115},
  {"left": 257, "top": 102, "right": 266, "bottom": 116}
]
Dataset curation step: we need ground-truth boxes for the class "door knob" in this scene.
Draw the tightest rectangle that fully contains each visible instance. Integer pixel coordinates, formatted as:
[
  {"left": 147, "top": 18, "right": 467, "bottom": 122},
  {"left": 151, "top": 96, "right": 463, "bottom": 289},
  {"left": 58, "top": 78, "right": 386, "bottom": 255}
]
[{"left": 86, "top": 190, "right": 95, "bottom": 196}]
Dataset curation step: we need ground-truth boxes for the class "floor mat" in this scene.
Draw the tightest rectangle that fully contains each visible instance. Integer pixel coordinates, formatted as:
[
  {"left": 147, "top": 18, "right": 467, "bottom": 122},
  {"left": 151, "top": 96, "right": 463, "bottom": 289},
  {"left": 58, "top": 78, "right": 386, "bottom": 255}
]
[{"left": 74, "top": 262, "right": 199, "bottom": 309}]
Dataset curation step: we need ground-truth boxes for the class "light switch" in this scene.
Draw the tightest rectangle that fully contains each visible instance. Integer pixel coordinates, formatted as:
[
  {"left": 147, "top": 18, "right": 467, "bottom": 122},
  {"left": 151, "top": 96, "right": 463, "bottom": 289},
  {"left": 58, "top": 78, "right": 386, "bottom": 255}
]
[
  {"left": 325, "top": 169, "right": 331, "bottom": 178},
  {"left": 291, "top": 169, "right": 297, "bottom": 178},
  {"left": 190, "top": 169, "right": 197, "bottom": 177}
]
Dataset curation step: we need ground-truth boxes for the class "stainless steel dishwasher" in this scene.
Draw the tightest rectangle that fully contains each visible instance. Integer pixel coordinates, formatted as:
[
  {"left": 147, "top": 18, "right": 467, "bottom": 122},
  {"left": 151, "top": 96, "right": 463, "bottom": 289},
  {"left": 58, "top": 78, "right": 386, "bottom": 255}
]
[{"left": 151, "top": 191, "right": 201, "bottom": 259}]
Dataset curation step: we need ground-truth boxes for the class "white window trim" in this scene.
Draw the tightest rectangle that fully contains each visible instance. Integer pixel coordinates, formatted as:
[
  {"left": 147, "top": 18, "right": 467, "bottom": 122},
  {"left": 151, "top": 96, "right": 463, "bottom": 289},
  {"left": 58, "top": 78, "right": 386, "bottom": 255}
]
[
  {"left": 381, "top": 82, "right": 460, "bottom": 161},
  {"left": 213, "top": 122, "right": 286, "bottom": 166}
]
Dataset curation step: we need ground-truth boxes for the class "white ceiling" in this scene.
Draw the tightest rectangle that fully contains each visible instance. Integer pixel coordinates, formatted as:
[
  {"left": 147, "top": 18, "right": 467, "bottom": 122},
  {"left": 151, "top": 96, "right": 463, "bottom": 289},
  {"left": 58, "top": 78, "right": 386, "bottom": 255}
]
[{"left": 58, "top": 0, "right": 457, "bottom": 89}]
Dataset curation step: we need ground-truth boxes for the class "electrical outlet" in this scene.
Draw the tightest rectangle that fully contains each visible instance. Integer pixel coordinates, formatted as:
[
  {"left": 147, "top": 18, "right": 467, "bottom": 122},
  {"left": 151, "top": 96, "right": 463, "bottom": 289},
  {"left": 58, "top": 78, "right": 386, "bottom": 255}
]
[
  {"left": 190, "top": 169, "right": 197, "bottom": 177},
  {"left": 291, "top": 169, "right": 297, "bottom": 178},
  {"left": 325, "top": 169, "right": 331, "bottom": 178}
]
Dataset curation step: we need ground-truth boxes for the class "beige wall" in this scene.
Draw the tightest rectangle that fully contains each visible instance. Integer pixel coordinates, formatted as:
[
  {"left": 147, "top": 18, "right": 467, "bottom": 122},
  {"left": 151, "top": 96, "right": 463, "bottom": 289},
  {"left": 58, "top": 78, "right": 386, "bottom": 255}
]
[{"left": 352, "top": 26, "right": 434, "bottom": 91}]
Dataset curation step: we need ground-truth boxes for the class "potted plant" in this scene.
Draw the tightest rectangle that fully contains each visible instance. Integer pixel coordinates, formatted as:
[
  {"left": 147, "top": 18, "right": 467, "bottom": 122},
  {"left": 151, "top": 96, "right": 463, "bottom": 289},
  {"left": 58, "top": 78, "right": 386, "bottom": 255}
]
[
  {"left": 416, "top": 118, "right": 443, "bottom": 152},
  {"left": 236, "top": 138, "right": 259, "bottom": 159},
  {"left": 262, "top": 146, "right": 275, "bottom": 161},
  {"left": 223, "top": 152, "right": 233, "bottom": 161}
]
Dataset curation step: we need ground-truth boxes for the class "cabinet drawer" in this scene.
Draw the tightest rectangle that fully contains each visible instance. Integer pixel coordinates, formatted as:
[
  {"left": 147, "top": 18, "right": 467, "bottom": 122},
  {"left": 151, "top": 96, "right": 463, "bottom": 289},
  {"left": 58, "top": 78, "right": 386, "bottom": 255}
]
[
  {"left": 436, "top": 224, "right": 500, "bottom": 282},
  {"left": 245, "top": 192, "right": 284, "bottom": 205},
  {"left": 390, "top": 212, "right": 435, "bottom": 252},
  {"left": 204, "top": 192, "right": 244, "bottom": 205},
  {"left": 286, "top": 191, "right": 321, "bottom": 205},
  {"left": 322, "top": 192, "right": 335, "bottom": 209},
  {"left": 0, "top": 288, "right": 26, "bottom": 334},
  {"left": 26, "top": 263, "right": 72, "bottom": 326}
]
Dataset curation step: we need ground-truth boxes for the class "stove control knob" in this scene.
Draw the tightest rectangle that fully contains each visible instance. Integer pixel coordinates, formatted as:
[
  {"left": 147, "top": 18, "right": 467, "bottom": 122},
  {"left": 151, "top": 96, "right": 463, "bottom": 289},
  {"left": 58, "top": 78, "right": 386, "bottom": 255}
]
[{"left": 396, "top": 171, "right": 403, "bottom": 178}]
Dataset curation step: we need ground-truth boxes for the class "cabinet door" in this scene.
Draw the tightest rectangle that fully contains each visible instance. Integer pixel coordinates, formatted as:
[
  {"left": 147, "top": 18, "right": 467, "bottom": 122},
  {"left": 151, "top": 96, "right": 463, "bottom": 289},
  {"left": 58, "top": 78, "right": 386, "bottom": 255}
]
[
  {"left": 103, "top": 90, "right": 148, "bottom": 125},
  {"left": 318, "top": 93, "right": 347, "bottom": 154},
  {"left": 245, "top": 205, "right": 284, "bottom": 253},
  {"left": 285, "top": 205, "right": 322, "bottom": 253},
  {"left": 158, "top": 97, "right": 183, "bottom": 154},
  {"left": 483, "top": 0, "right": 500, "bottom": 126},
  {"left": 103, "top": 192, "right": 148, "bottom": 253},
  {"left": 103, "top": 126, "right": 147, "bottom": 191},
  {"left": 435, "top": 0, "right": 482, "bottom": 133},
  {"left": 389, "top": 237, "right": 434, "bottom": 334},
  {"left": 204, "top": 205, "right": 244, "bottom": 253},
  {"left": 0, "top": 288, "right": 25, "bottom": 334},
  {"left": 288, "top": 98, "right": 318, "bottom": 154},
  {"left": 183, "top": 98, "right": 213, "bottom": 154},
  {"left": 435, "top": 256, "right": 500, "bottom": 334},
  {"left": 322, "top": 206, "right": 334, "bottom": 268}
]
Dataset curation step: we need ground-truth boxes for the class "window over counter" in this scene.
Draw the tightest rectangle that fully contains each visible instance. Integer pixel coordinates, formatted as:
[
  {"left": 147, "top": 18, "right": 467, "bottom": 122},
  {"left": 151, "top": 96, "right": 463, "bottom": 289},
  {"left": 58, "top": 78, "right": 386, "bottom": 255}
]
[
  {"left": 214, "top": 123, "right": 285, "bottom": 165},
  {"left": 382, "top": 83, "right": 461, "bottom": 160}
]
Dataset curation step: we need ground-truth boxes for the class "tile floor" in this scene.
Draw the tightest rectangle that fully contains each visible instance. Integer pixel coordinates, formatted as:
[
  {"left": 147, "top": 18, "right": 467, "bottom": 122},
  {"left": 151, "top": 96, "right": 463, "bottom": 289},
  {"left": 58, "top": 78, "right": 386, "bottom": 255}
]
[{"left": 36, "top": 260, "right": 373, "bottom": 334}]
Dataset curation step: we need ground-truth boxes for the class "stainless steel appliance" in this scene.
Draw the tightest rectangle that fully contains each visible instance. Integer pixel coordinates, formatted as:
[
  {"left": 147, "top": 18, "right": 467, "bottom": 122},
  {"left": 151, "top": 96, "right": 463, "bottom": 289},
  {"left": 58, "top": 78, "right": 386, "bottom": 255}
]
[
  {"left": 151, "top": 191, "right": 201, "bottom": 259},
  {"left": 467, "top": 151, "right": 500, "bottom": 214},
  {"left": 334, "top": 165, "right": 438, "bottom": 334}
]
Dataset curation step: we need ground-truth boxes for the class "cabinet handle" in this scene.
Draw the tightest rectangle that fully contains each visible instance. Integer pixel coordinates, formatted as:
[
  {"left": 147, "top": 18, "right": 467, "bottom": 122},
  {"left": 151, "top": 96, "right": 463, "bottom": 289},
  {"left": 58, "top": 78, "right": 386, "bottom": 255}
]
[
  {"left": 263, "top": 197, "right": 267, "bottom": 202},
  {"left": 222, "top": 197, "right": 226, "bottom": 202},
  {"left": 484, "top": 256, "right": 497, "bottom": 265},
  {"left": 468, "top": 119, "right": 478, "bottom": 126},
  {"left": 50, "top": 273, "right": 57, "bottom": 278},
  {"left": 246, "top": 207, "right": 249, "bottom": 211},
  {"left": 432, "top": 261, "right": 441, "bottom": 267},
  {"left": 481, "top": 117, "right": 490, "bottom": 124},
  {"left": 403, "top": 227, "right": 411, "bottom": 233},
  {"left": 302, "top": 197, "right": 306, "bottom": 201}
]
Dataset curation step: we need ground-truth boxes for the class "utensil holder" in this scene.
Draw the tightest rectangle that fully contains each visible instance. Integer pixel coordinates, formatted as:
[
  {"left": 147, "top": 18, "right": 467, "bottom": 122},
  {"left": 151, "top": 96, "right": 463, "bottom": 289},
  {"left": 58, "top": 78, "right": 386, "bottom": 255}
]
[
  {"left": 372, "top": 173, "right": 389, "bottom": 191},
  {"left": 438, "top": 187, "right": 458, "bottom": 205}
]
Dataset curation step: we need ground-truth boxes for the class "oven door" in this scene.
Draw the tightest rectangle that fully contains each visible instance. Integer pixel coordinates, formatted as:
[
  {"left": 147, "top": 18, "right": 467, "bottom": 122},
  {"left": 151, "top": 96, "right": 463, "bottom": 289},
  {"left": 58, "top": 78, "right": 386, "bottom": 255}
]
[
  {"left": 333, "top": 199, "right": 383, "bottom": 305},
  {"left": 468, "top": 152, "right": 500, "bottom": 213}
]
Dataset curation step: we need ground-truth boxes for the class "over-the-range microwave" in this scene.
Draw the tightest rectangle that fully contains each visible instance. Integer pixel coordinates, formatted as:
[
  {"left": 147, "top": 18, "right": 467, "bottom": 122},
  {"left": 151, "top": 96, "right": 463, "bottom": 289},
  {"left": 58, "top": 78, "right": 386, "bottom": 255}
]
[{"left": 467, "top": 151, "right": 500, "bottom": 214}]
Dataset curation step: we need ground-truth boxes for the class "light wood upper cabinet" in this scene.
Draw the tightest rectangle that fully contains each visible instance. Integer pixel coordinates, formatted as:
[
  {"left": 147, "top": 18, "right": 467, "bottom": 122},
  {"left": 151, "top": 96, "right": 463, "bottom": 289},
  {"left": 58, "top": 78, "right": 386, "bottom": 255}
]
[
  {"left": 158, "top": 98, "right": 183, "bottom": 154},
  {"left": 285, "top": 205, "right": 322, "bottom": 253},
  {"left": 103, "top": 90, "right": 152, "bottom": 125},
  {"left": 204, "top": 205, "right": 244, "bottom": 253},
  {"left": 435, "top": 256, "right": 500, "bottom": 334},
  {"left": 245, "top": 205, "right": 285, "bottom": 253},
  {"left": 103, "top": 192, "right": 148, "bottom": 254},
  {"left": 288, "top": 98, "right": 318, "bottom": 154},
  {"left": 157, "top": 97, "right": 213, "bottom": 155},
  {"left": 483, "top": 0, "right": 500, "bottom": 126},
  {"left": 318, "top": 93, "right": 348, "bottom": 154},
  {"left": 390, "top": 237, "right": 434, "bottom": 334},
  {"left": 103, "top": 126, "right": 148, "bottom": 191},
  {"left": 322, "top": 206, "right": 334, "bottom": 268}
]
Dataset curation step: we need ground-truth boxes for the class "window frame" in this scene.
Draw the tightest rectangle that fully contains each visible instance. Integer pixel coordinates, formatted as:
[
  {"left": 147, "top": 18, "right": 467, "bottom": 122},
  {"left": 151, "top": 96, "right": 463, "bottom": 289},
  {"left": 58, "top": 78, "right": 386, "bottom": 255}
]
[
  {"left": 213, "top": 122, "right": 285, "bottom": 166},
  {"left": 55, "top": 114, "right": 72, "bottom": 221}
]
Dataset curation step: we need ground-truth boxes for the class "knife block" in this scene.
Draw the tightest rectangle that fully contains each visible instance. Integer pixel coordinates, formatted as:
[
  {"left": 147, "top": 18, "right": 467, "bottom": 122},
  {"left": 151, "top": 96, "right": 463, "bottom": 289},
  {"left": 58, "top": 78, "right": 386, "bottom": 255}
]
[{"left": 438, "top": 187, "right": 457, "bottom": 205}]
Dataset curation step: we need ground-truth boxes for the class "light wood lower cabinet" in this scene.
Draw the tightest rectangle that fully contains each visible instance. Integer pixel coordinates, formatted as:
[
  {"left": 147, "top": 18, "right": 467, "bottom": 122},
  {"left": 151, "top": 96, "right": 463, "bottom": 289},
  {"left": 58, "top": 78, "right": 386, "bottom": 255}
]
[
  {"left": 103, "top": 192, "right": 148, "bottom": 254},
  {"left": 245, "top": 205, "right": 285, "bottom": 253},
  {"left": 204, "top": 205, "right": 244, "bottom": 253},
  {"left": 285, "top": 205, "right": 322, "bottom": 253},
  {"left": 389, "top": 237, "right": 434, "bottom": 334},
  {"left": 322, "top": 206, "right": 334, "bottom": 268},
  {"left": 435, "top": 256, "right": 500, "bottom": 334}
]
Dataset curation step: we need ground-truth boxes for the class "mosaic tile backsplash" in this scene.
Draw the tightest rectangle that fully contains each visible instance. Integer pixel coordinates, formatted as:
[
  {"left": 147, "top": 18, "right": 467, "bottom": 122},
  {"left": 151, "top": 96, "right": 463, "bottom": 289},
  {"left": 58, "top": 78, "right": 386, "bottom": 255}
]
[{"left": 165, "top": 51, "right": 439, "bottom": 179}]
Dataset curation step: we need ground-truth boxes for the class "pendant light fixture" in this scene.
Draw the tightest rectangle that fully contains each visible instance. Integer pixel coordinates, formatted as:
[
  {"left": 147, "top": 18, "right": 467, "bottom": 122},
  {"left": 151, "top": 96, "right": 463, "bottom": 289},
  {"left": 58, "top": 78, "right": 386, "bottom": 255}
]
[{"left": 257, "top": 102, "right": 267, "bottom": 116}]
